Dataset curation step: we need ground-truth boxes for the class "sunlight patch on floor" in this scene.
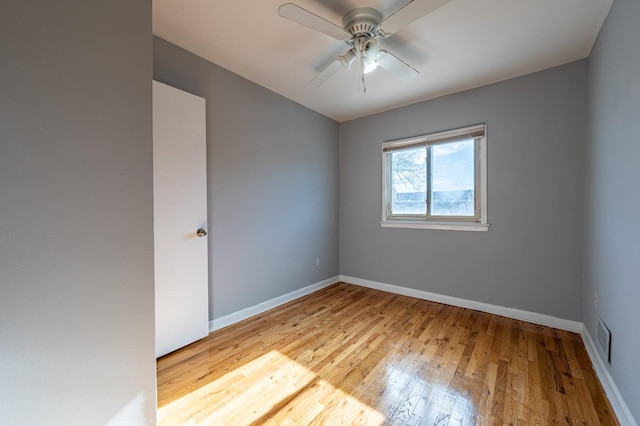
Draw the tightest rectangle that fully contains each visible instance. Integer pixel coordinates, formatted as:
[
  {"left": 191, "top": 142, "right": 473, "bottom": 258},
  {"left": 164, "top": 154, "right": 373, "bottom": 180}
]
[{"left": 158, "top": 350, "right": 385, "bottom": 425}]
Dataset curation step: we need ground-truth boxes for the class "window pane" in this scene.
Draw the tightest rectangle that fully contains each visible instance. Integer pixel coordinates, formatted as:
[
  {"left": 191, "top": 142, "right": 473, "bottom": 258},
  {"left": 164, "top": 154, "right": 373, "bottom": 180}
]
[
  {"left": 391, "top": 147, "right": 426, "bottom": 215},
  {"left": 430, "top": 139, "right": 475, "bottom": 217}
]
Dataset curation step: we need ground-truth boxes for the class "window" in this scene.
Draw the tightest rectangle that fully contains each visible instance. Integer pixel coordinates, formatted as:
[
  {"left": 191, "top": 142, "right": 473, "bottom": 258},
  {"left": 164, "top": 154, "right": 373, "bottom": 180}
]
[{"left": 381, "top": 124, "right": 489, "bottom": 231}]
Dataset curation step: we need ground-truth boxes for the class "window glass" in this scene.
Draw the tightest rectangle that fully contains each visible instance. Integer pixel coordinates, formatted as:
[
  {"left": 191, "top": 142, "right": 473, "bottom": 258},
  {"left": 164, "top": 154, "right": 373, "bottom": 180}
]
[
  {"left": 391, "top": 147, "right": 426, "bottom": 215},
  {"left": 430, "top": 139, "right": 475, "bottom": 217}
]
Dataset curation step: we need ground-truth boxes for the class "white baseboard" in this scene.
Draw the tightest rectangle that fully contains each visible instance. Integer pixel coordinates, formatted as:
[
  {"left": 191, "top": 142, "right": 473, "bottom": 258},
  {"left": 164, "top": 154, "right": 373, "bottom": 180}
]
[
  {"left": 209, "top": 275, "right": 340, "bottom": 332},
  {"left": 339, "top": 275, "right": 583, "bottom": 332},
  {"left": 581, "top": 328, "right": 638, "bottom": 426}
]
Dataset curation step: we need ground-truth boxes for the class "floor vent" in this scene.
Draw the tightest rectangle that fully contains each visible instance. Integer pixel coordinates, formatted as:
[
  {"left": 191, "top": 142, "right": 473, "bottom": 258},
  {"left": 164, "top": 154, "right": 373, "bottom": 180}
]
[{"left": 597, "top": 318, "right": 611, "bottom": 363}]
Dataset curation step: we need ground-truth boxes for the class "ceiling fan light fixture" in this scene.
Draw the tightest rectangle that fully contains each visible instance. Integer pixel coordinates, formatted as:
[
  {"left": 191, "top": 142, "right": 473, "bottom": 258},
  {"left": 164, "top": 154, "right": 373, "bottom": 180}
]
[
  {"left": 338, "top": 50, "right": 357, "bottom": 68},
  {"left": 360, "top": 38, "right": 380, "bottom": 74},
  {"left": 363, "top": 56, "right": 379, "bottom": 74}
]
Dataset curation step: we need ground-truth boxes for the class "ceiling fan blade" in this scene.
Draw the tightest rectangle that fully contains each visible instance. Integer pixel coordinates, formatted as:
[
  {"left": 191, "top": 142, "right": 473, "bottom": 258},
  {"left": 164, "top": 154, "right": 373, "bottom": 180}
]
[
  {"left": 305, "top": 59, "right": 344, "bottom": 89},
  {"left": 380, "top": 0, "right": 452, "bottom": 35},
  {"left": 278, "top": 3, "right": 346, "bottom": 40},
  {"left": 377, "top": 51, "right": 419, "bottom": 82}
]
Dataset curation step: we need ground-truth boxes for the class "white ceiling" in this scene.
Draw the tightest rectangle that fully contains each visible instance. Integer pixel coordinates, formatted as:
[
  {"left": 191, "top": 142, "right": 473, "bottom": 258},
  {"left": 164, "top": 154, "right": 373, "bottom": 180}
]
[{"left": 153, "top": 0, "right": 613, "bottom": 122}]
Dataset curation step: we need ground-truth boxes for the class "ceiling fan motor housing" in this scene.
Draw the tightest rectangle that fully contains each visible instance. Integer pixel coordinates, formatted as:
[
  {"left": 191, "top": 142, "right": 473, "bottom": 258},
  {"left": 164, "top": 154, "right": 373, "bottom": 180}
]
[{"left": 342, "top": 8, "right": 384, "bottom": 39}]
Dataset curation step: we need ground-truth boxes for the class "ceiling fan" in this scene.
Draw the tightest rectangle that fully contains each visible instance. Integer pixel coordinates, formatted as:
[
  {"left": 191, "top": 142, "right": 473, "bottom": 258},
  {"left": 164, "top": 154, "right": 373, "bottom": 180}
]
[{"left": 278, "top": 0, "right": 452, "bottom": 91}]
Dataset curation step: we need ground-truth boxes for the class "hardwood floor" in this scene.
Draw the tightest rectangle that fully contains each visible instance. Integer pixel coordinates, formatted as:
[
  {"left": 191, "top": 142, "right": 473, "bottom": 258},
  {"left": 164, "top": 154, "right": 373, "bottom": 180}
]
[{"left": 156, "top": 283, "right": 618, "bottom": 425}]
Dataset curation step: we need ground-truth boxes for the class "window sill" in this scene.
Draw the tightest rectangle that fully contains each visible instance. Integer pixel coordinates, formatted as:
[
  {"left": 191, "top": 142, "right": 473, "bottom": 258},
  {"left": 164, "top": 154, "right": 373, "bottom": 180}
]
[{"left": 380, "top": 220, "right": 490, "bottom": 232}]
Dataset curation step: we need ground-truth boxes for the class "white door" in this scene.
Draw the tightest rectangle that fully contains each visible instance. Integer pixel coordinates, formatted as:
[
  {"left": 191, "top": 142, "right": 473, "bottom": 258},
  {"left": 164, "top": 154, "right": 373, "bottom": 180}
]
[{"left": 153, "top": 80, "right": 209, "bottom": 358}]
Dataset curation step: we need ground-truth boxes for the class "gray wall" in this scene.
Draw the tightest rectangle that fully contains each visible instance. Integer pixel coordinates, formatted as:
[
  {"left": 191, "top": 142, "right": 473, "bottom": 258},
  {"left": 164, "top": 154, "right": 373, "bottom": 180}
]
[
  {"left": 153, "top": 38, "right": 340, "bottom": 319},
  {"left": 0, "top": 1, "right": 156, "bottom": 425},
  {"left": 584, "top": 0, "right": 640, "bottom": 420},
  {"left": 340, "top": 61, "right": 587, "bottom": 320}
]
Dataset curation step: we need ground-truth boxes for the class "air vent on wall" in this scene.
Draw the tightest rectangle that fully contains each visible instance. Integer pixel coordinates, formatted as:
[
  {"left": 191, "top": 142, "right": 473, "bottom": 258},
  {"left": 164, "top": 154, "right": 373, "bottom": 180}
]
[{"left": 597, "top": 317, "right": 611, "bottom": 363}]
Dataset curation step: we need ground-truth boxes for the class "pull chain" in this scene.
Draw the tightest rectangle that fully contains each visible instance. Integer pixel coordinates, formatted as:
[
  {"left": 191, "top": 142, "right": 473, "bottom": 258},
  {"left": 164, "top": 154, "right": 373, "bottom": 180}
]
[
  {"left": 359, "top": 48, "right": 367, "bottom": 93},
  {"left": 356, "top": 37, "right": 367, "bottom": 94}
]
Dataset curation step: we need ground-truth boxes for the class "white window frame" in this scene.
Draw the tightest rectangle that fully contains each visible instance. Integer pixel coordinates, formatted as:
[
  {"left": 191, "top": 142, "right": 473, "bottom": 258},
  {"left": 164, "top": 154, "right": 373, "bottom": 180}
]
[{"left": 381, "top": 124, "right": 489, "bottom": 231}]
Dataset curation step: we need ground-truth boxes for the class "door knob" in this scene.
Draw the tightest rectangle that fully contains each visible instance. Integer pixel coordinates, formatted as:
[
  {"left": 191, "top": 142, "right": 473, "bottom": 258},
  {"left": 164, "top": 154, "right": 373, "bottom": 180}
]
[{"left": 196, "top": 228, "right": 207, "bottom": 237}]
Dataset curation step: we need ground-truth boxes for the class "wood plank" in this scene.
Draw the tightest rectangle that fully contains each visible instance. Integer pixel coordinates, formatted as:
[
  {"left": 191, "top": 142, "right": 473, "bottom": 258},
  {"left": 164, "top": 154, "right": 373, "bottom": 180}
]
[{"left": 157, "top": 283, "right": 619, "bottom": 425}]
